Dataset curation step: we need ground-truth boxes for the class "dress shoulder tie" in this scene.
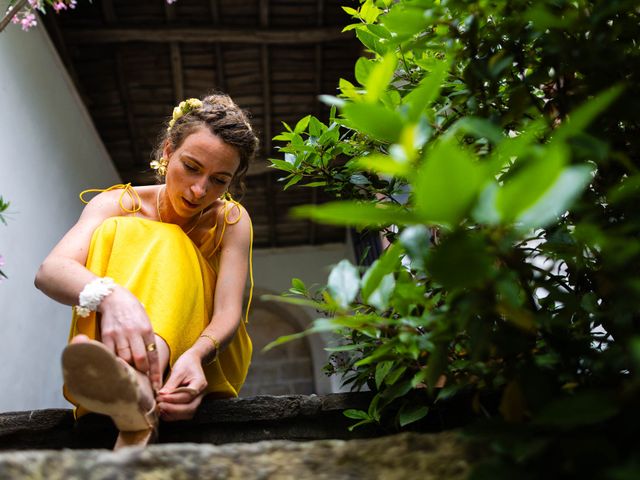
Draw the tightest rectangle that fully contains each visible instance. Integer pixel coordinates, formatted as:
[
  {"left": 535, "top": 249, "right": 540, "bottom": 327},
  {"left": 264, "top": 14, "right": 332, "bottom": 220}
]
[
  {"left": 214, "top": 194, "right": 254, "bottom": 325},
  {"left": 79, "top": 183, "right": 142, "bottom": 214}
]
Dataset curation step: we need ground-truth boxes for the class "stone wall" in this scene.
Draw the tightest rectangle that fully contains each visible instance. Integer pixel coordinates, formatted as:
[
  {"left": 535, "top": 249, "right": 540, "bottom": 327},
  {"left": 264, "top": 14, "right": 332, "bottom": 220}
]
[{"left": 0, "top": 432, "right": 472, "bottom": 480}]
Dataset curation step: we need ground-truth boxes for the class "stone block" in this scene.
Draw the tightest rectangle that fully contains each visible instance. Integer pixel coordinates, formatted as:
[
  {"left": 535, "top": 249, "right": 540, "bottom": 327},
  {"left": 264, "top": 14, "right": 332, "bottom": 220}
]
[{"left": 0, "top": 432, "right": 473, "bottom": 479}]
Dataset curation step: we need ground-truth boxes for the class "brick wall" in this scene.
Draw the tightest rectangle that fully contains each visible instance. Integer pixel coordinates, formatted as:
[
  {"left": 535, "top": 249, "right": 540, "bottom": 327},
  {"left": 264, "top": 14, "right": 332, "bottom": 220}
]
[{"left": 241, "top": 306, "right": 315, "bottom": 396}]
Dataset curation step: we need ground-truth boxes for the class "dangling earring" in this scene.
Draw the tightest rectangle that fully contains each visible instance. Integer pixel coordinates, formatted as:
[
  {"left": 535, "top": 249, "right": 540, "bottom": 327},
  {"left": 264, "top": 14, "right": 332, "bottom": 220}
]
[{"left": 150, "top": 156, "right": 169, "bottom": 176}]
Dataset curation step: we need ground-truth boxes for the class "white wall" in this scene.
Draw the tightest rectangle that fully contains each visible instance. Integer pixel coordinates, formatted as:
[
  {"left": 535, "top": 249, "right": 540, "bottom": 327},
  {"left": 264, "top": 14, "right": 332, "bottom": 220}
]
[{"left": 0, "top": 8, "right": 120, "bottom": 412}]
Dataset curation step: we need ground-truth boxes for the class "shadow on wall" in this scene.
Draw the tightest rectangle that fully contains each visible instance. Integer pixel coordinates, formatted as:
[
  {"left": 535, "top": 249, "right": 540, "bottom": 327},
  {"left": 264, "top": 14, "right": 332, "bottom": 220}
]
[{"left": 241, "top": 292, "right": 317, "bottom": 397}]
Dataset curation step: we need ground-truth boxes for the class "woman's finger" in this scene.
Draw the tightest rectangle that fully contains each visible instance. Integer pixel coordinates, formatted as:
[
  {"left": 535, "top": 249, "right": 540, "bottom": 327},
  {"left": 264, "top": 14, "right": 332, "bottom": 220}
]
[
  {"left": 144, "top": 334, "right": 162, "bottom": 391},
  {"left": 158, "top": 393, "right": 204, "bottom": 421},
  {"left": 128, "top": 335, "right": 150, "bottom": 374},
  {"left": 115, "top": 344, "right": 133, "bottom": 364},
  {"left": 156, "top": 387, "right": 199, "bottom": 404}
]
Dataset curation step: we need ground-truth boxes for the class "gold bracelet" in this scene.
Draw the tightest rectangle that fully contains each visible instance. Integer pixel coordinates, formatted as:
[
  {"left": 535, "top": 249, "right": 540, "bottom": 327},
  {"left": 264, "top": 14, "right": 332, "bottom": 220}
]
[{"left": 200, "top": 334, "right": 220, "bottom": 365}]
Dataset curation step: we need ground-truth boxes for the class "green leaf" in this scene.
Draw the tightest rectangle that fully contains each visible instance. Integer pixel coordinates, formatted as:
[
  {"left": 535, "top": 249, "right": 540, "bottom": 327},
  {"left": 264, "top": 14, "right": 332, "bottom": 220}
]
[
  {"left": 341, "top": 6, "right": 359, "bottom": 17},
  {"left": 260, "top": 294, "right": 334, "bottom": 314},
  {"left": 361, "top": 242, "right": 403, "bottom": 301},
  {"left": 414, "top": 138, "right": 486, "bottom": 226},
  {"left": 292, "top": 201, "right": 417, "bottom": 227},
  {"left": 375, "top": 361, "right": 394, "bottom": 389},
  {"left": 487, "top": 119, "right": 546, "bottom": 174},
  {"left": 354, "top": 153, "right": 411, "bottom": 177},
  {"left": 365, "top": 53, "right": 397, "bottom": 103},
  {"left": 343, "top": 409, "right": 370, "bottom": 420},
  {"left": 347, "top": 419, "right": 375, "bottom": 431},
  {"left": 534, "top": 392, "right": 619, "bottom": 428},
  {"left": 299, "top": 181, "right": 327, "bottom": 188},
  {"left": 360, "top": 1, "right": 382, "bottom": 24},
  {"left": 399, "top": 225, "right": 430, "bottom": 270},
  {"left": 355, "top": 342, "right": 396, "bottom": 367},
  {"left": 269, "top": 159, "right": 296, "bottom": 172},
  {"left": 385, "top": 365, "right": 407, "bottom": 386},
  {"left": 308, "top": 116, "right": 325, "bottom": 137},
  {"left": 368, "top": 273, "right": 396, "bottom": 310},
  {"left": 283, "top": 173, "right": 303, "bottom": 190},
  {"left": 496, "top": 145, "right": 567, "bottom": 223},
  {"left": 356, "top": 28, "right": 387, "bottom": 56},
  {"left": 425, "top": 343, "right": 447, "bottom": 391},
  {"left": 327, "top": 260, "right": 360, "bottom": 309},
  {"left": 382, "top": 6, "right": 432, "bottom": 37},
  {"left": 403, "top": 60, "right": 449, "bottom": 121},
  {"left": 552, "top": 85, "right": 624, "bottom": 144},
  {"left": 517, "top": 164, "right": 593, "bottom": 230},
  {"left": 426, "top": 231, "right": 494, "bottom": 290},
  {"left": 342, "top": 103, "right": 404, "bottom": 143},
  {"left": 379, "top": 379, "right": 413, "bottom": 408},
  {"left": 291, "top": 278, "right": 306, "bottom": 293},
  {"left": 355, "top": 57, "right": 375, "bottom": 87},
  {"left": 448, "top": 117, "right": 504, "bottom": 145},
  {"left": 294, "top": 115, "right": 311, "bottom": 133},
  {"left": 398, "top": 403, "right": 429, "bottom": 427}
]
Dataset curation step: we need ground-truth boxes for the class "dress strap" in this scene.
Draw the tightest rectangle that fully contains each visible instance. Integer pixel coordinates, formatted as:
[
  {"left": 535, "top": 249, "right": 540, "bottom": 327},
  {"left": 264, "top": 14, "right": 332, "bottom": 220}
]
[
  {"left": 79, "top": 183, "right": 142, "bottom": 214},
  {"left": 213, "top": 194, "right": 254, "bottom": 325}
]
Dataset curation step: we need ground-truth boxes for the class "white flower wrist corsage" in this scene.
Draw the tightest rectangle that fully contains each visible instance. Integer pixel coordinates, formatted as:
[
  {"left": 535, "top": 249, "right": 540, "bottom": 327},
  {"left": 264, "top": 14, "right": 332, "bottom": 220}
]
[{"left": 75, "top": 277, "right": 117, "bottom": 317}]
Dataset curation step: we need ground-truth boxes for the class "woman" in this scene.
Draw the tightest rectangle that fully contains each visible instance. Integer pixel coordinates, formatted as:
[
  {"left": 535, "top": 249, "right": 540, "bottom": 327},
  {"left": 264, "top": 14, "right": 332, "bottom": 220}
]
[{"left": 34, "top": 93, "right": 258, "bottom": 448}]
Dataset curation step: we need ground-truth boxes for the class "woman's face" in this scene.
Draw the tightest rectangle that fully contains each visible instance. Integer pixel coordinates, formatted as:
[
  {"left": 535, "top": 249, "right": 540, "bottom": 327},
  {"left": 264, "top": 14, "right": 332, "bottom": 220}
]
[{"left": 163, "top": 127, "right": 241, "bottom": 218}]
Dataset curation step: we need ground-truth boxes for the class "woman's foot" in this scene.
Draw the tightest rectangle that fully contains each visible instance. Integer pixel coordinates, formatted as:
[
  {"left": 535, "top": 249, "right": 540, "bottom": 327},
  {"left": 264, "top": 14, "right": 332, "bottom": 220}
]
[{"left": 63, "top": 335, "right": 158, "bottom": 449}]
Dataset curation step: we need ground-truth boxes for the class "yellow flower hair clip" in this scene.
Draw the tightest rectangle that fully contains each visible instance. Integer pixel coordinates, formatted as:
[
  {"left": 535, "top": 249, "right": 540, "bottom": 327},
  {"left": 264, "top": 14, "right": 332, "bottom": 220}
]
[
  {"left": 150, "top": 157, "right": 169, "bottom": 176},
  {"left": 167, "top": 98, "right": 203, "bottom": 132}
]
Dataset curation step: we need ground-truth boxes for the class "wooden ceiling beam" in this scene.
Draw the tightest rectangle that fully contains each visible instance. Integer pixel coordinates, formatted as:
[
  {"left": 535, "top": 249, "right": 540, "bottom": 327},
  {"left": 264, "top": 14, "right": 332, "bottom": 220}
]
[
  {"left": 115, "top": 49, "right": 142, "bottom": 168},
  {"left": 64, "top": 27, "right": 345, "bottom": 44},
  {"left": 260, "top": 0, "right": 276, "bottom": 248},
  {"left": 209, "top": 0, "right": 226, "bottom": 92},
  {"left": 310, "top": 0, "right": 325, "bottom": 245},
  {"left": 165, "top": 2, "right": 184, "bottom": 103},
  {"left": 100, "top": 0, "right": 140, "bottom": 168}
]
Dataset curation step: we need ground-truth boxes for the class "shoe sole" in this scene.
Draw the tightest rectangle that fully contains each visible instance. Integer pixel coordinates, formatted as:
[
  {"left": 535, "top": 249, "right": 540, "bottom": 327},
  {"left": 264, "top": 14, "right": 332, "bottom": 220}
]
[{"left": 62, "top": 341, "right": 153, "bottom": 433}]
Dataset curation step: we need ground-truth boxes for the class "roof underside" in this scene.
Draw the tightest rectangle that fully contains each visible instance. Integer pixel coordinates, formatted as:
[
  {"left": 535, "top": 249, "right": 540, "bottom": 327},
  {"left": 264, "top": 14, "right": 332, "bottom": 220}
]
[{"left": 43, "top": 0, "right": 363, "bottom": 248}]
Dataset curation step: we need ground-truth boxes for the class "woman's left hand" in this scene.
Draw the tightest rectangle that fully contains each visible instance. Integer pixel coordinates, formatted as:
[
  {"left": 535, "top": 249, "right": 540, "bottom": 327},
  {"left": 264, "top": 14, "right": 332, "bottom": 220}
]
[{"left": 156, "top": 350, "right": 208, "bottom": 421}]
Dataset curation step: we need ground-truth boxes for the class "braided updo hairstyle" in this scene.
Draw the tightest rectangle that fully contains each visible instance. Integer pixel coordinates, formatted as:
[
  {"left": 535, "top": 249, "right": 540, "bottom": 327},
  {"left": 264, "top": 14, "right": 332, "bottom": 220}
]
[{"left": 152, "top": 92, "right": 259, "bottom": 196}]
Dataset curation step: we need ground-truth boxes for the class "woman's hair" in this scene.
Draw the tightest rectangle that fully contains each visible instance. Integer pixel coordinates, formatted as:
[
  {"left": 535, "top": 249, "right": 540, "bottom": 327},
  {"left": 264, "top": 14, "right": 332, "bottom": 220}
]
[{"left": 151, "top": 92, "right": 259, "bottom": 195}]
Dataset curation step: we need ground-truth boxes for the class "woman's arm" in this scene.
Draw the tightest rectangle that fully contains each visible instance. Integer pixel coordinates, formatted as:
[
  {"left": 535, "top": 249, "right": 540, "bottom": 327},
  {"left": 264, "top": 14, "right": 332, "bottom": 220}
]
[
  {"left": 157, "top": 205, "right": 252, "bottom": 420},
  {"left": 35, "top": 190, "right": 162, "bottom": 389}
]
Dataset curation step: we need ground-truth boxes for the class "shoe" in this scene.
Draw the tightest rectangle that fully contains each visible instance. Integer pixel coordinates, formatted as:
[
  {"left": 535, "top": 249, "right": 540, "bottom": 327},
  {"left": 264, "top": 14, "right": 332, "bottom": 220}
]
[{"left": 62, "top": 339, "right": 158, "bottom": 449}]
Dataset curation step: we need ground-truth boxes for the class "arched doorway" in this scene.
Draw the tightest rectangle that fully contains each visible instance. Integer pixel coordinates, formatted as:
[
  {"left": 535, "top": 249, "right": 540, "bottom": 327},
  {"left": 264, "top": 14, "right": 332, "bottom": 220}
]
[{"left": 240, "top": 296, "right": 316, "bottom": 397}]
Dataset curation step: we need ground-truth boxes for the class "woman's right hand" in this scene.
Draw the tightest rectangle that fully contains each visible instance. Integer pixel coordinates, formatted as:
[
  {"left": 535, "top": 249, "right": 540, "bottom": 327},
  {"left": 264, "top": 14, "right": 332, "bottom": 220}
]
[{"left": 98, "top": 285, "right": 162, "bottom": 390}]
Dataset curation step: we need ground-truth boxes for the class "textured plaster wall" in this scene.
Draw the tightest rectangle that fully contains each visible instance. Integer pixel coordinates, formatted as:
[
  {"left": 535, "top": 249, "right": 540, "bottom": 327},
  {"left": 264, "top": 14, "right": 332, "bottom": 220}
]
[{"left": 0, "top": 8, "right": 120, "bottom": 412}]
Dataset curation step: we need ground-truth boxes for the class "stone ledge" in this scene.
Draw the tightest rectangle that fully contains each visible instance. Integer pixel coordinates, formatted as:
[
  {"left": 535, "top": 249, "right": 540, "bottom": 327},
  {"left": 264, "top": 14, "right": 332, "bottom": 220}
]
[
  {"left": 0, "top": 393, "right": 378, "bottom": 450},
  {"left": 0, "top": 431, "right": 472, "bottom": 480}
]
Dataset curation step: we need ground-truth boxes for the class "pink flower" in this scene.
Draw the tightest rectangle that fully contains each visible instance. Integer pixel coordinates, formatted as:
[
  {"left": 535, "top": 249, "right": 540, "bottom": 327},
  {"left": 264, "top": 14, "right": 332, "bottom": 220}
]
[
  {"left": 69, "top": 0, "right": 77, "bottom": 8},
  {"left": 20, "top": 13, "right": 37, "bottom": 31},
  {"left": 53, "top": 2, "right": 67, "bottom": 12},
  {"left": 167, "top": 0, "right": 177, "bottom": 4}
]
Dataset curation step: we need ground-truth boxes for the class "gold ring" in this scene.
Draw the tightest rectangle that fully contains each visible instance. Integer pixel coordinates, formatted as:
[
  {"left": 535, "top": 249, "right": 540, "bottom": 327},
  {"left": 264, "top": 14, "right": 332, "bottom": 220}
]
[{"left": 146, "top": 343, "right": 157, "bottom": 352}]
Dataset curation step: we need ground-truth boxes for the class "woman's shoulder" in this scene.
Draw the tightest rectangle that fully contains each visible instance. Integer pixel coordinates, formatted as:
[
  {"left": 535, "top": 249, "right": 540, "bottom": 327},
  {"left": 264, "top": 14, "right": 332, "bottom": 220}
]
[{"left": 80, "top": 184, "right": 160, "bottom": 217}]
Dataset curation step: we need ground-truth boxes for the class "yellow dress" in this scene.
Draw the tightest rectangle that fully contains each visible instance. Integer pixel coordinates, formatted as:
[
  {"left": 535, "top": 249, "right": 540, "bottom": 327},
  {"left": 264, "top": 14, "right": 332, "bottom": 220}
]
[{"left": 65, "top": 186, "right": 252, "bottom": 410}]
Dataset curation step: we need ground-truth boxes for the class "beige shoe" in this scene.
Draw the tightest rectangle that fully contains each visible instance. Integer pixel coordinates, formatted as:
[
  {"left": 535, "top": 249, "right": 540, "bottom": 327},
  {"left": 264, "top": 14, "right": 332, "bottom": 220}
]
[{"left": 62, "top": 340, "right": 158, "bottom": 449}]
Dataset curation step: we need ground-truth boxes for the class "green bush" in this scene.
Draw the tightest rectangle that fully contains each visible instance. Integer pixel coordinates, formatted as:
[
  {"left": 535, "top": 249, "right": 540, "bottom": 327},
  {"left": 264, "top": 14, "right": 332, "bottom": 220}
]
[{"left": 268, "top": 0, "right": 640, "bottom": 477}]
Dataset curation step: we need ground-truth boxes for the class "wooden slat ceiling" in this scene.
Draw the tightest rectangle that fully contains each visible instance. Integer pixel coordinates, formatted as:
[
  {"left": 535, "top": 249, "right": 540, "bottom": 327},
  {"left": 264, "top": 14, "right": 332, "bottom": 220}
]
[{"left": 43, "top": 0, "right": 362, "bottom": 248}]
